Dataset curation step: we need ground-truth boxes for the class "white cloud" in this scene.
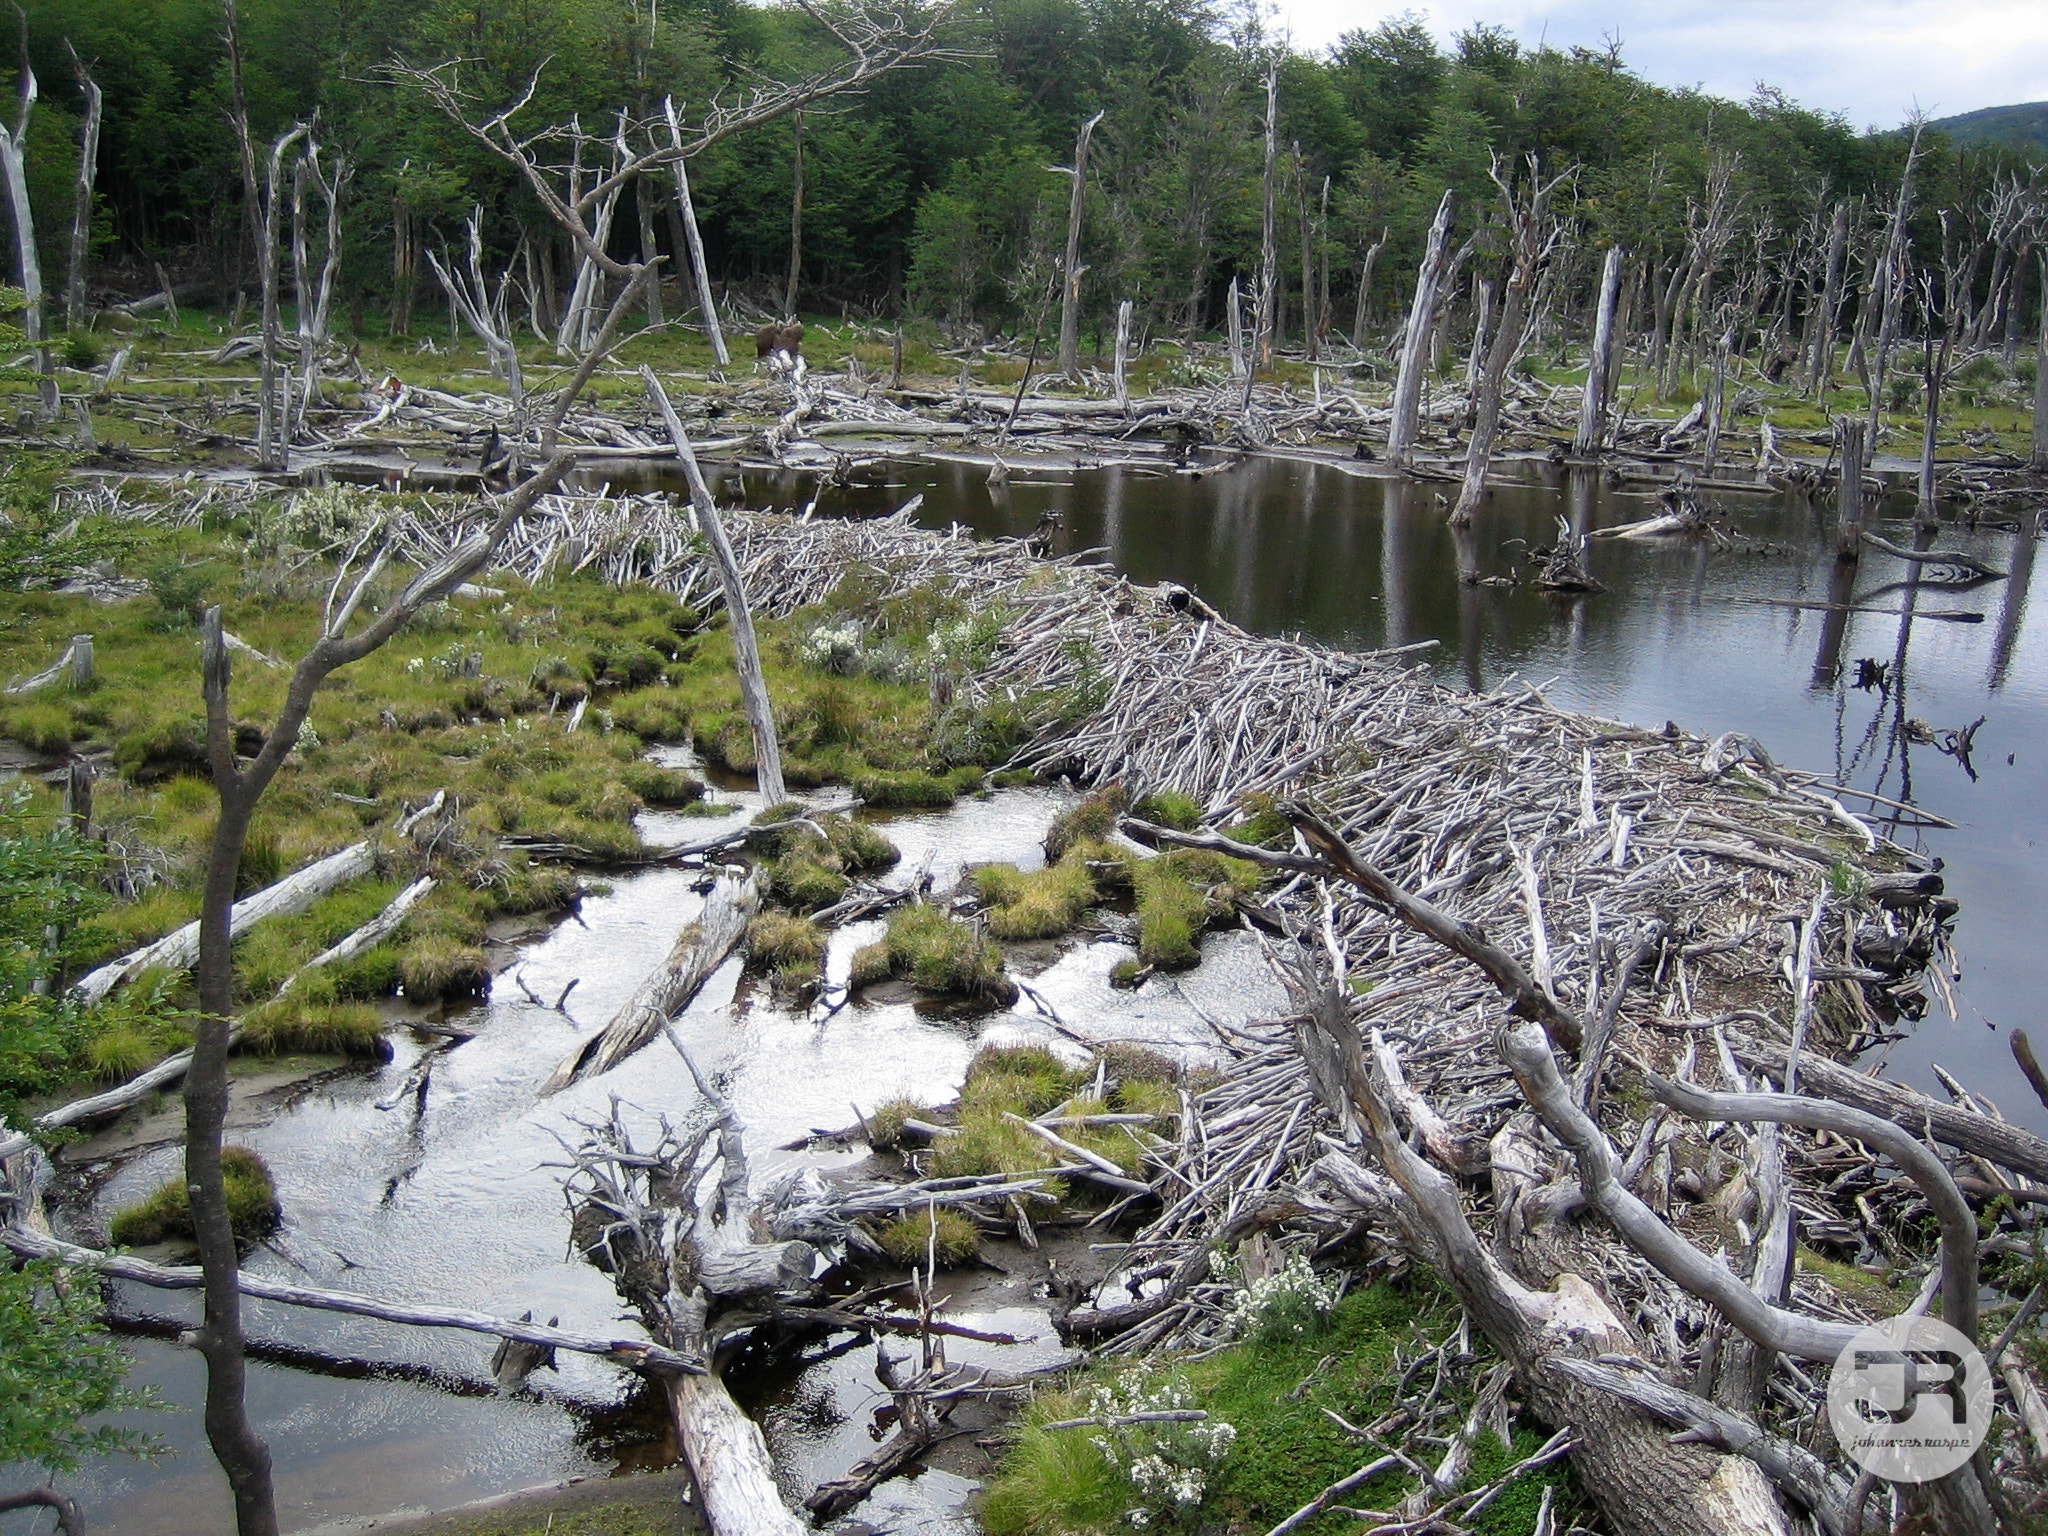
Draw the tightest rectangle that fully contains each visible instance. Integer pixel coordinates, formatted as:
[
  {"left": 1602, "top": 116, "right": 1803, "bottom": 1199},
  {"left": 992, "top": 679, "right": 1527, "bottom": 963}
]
[{"left": 1272, "top": 1, "right": 2048, "bottom": 129}]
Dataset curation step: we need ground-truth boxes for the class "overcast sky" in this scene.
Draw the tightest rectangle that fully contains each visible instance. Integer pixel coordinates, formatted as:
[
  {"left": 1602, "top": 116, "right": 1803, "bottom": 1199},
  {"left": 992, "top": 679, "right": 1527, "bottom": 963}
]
[{"left": 1273, "top": 1, "right": 2048, "bottom": 131}]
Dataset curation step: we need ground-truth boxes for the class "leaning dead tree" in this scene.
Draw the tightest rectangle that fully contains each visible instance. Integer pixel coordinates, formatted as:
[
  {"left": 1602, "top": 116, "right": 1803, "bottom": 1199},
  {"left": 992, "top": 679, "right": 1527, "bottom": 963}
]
[
  {"left": 0, "top": 44, "right": 56, "bottom": 417},
  {"left": 1054, "top": 110, "right": 1103, "bottom": 379},
  {"left": 1450, "top": 155, "right": 1571, "bottom": 526}
]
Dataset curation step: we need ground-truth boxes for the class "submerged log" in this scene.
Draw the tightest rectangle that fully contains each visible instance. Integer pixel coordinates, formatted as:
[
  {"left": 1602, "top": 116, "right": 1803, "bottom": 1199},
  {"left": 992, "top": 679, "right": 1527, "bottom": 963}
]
[{"left": 540, "top": 868, "right": 759, "bottom": 1093}]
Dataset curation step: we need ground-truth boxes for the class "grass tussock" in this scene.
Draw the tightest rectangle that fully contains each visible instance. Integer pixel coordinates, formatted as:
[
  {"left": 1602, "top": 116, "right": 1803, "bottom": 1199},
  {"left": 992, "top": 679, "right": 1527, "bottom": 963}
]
[
  {"left": 237, "top": 998, "right": 389, "bottom": 1057},
  {"left": 745, "top": 911, "right": 828, "bottom": 993},
  {"left": 1044, "top": 785, "right": 1129, "bottom": 861},
  {"left": 874, "top": 1207, "right": 980, "bottom": 1268},
  {"left": 862, "top": 1095, "right": 930, "bottom": 1150},
  {"left": 1129, "top": 848, "right": 1263, "bottom": 968},
  {"left": 974, "top": 848, "right": 1099, "bottom": 939},
  {"left": 851, "top": 903, "right": 1015, "bottom": 1004},
  {"left": 109, "top": 1146, "right": 280, "bottom": 1248}
]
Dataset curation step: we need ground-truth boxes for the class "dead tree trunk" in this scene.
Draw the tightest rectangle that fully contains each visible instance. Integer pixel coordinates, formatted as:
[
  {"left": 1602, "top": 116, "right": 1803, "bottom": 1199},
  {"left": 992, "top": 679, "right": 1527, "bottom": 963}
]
[
  {"left": 1253, "top": 69, "right": 1277, "bottom": 367},
  {"left": 2035, "top": 253, "right": 2048, "bottom": 473},
  {"left": 564, "top": 1053, "right": 811, "bottom": 1535},
  {"left": 1834, "top": 415, "right": 1866, "bottom": 560},
  {"left": 1388, "top": 190, "right": 1455, "bottom": 470},
  {"left": 1574, "top": 245, "right": 1623, "bottom": 457},
  {"left": 1867, "top": 126, "right": 1923, "bottom": 442},
  {"left": 663, "top": 97, "right": 729, "bottom": 367},
  {"left": 1055, "top": 111, "right": 1103, "bottom": 378},
  {"left": 1295, "top": 148, "right": 1316, "bottom": 360},
  {"left": 1918, "top": 300, "right": 1954, "bottom": 529},
  {"left": 1806, "top": 201, "right": 1849, "bottom": 397},
  {"left": 783, "top": 109, "right": 803, "bottom": 319},
  {"left": 643, "top": 368, "right": 786, "bottom": 804},
  {"left": 540, "top": 866, "right": 758, "bottom": 1092},
  {"left": 1226, "top": 275, "right": 1245, "bottom": 378},
  {"left": 1350, "top": 229, "right": 1386, "bottom": 352},
  {"left": 0, "top": 57, "right": 55, "bottom": 417},
  {"left": 1112, "top": 297, "right": 1132, "bottom": 412},
  {"left": 1451, "top": 159, "right": 1566, "bottom": 527},
  {"left": 634, "top": 174, "right": 664, "bottom": 327},
  {"left": 62, "top": 43, "right": 100, "bottom": 333}
]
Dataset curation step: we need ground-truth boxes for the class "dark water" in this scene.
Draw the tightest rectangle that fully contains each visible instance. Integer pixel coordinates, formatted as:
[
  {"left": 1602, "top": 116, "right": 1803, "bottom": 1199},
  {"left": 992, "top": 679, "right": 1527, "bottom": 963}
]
[{"left": 702, "top": 452, "right": 2048, "bottom": 1132}]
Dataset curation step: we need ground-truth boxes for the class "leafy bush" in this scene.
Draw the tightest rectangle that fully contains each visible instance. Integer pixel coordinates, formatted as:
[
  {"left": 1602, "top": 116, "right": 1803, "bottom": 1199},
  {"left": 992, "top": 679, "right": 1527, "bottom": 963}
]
[{"left": 0, "top": 1259, "right": 160, "bottom": 1472}]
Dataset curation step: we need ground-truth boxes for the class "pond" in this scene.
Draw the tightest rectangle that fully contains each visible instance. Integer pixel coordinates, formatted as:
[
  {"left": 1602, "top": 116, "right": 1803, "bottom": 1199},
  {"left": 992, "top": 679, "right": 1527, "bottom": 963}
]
[{"left": 689, "top": 450, "right": 2046, "bottom": 1133}]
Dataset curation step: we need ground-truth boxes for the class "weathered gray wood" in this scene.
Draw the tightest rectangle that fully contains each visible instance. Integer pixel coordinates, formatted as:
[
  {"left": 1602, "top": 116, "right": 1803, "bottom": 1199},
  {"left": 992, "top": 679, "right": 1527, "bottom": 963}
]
[
  {"left": 63, "top": 44, "right": 101, "bottom": 333},
  {"left": 71, "top": 838, "right": 378, "bottom": 1004},
  {"left": 0, "top": 1225, "right": 701, "bottom": 1373},
  {"left": 0, "top": 61, "right": 55, "bottom": 418},
  {"left": 1055, "top": 111, "right": 1103, "bottom": 378},
  {"left": 663, "top": 99, "right": 727, "bottom": 365},
  {"left": 540, "top": 868, "right": 758, "bottom": 1093},
  {"left": 1834, "top": 416, "right": 1866, "bottom": 560},
  {"left": 1574, "top": 245, "right": 1623, "bottom": 456},
  {"left": 642, "top": 368, "right": 786, "bottom": 803},
  {"left": 1387, "top": 190, "right": 1455, "bottom": 470},
  {"left": 1112, "top": 298, "right": 1132, "bottom": 412},
  {"left": 6, "top": 633, "right": 93, "bottom": 696}
]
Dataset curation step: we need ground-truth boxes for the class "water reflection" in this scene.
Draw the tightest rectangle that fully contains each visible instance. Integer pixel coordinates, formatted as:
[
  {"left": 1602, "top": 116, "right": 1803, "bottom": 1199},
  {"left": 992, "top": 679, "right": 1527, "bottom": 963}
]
[{"left": 665, "top": 453, "right": 2046, "bottom": 1129}]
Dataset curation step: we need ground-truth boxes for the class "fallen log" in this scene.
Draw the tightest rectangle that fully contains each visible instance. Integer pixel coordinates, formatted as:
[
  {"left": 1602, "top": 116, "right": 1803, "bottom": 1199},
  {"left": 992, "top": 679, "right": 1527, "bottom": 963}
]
[
  {"left": 1734, "top": 1036, "right": 2048, "bottom": 1183},
  {"left": 539, "top": 867, "right": 759, "bottom": 1093},
  {"left": 71, "top": 838, "right": 378, "bottom": 1004},
  {"left": 37, "top": 870, "right": 438, "bottom": 1134},
  {"left": 5, "top": 633, "right": 92, "bottom": 695},
  {"left": 0, "top": 1225, "right": 702, "bottom": 1373},
  {"left": 1859, "top": 530, "right": 2006, "bottom": 579}
]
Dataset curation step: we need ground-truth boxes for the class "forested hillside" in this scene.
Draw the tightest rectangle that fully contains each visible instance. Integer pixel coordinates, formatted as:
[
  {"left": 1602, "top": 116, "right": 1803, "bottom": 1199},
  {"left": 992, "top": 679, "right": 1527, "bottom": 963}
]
[{"left": 25, "top": 0, "right": 2041, "bottom": 342}]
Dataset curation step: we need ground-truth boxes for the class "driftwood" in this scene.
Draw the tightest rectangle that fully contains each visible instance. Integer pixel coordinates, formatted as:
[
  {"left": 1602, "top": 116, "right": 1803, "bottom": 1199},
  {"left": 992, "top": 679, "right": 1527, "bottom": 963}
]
[
  {"left": 71, "top": 838, "right": 378, "bottom": 1004},
  {"left": 0, "top": 1225, "right": 702, "bottom": 1373},
  {"left": 1859, "top": 529, "right": 2006, "bottom": 579},
  {"left": 540, "top": 867, "right": 758, "bottom": 1093}
]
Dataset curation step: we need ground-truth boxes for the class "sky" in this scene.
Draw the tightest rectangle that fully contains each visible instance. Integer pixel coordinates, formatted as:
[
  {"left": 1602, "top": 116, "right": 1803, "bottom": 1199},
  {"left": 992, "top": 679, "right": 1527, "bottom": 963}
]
[{"left": 1272, "top": 1, "right": 2048, "bottom": 132}]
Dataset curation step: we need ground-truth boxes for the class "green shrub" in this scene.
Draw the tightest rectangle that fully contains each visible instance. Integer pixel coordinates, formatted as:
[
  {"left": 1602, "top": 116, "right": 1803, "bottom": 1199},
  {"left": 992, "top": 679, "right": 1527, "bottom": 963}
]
[
  {"left": 875, "top": 1207, "right": 980, "bottom": 1268},
  {"left": 109, "top": 1146, "right": 280, "bottom": 1248},
  {"left": 61, "top": 332, "right": 104, "bottom": 370}
]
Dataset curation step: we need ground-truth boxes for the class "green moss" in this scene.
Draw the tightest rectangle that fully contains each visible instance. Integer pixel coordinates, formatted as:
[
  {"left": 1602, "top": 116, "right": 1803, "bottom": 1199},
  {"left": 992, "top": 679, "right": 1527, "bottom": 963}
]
[
  {"left": 109, "top": 1146, "right": 280, "bottom": 1248},
  {"left": 1109, "top": 958, "right": 1144, "bottom": 989},
  {"left": 975, "top": 850, "right": 1098, "bottom": 939},
  {"left": 768, "top": 851, "right": 848, "bottom": 910},
  {"left": 874, "top": 1207, "right": 980, "bottom": 1267},
  {"left": 611, "top": 691, "right": 691, "bottom": 742},
  {"left": 961, "top": 1044, "right": 1076, "bottom": 1116},
  {"left": 1044, "top": 786, "right": 1128, "bottom": 861}
]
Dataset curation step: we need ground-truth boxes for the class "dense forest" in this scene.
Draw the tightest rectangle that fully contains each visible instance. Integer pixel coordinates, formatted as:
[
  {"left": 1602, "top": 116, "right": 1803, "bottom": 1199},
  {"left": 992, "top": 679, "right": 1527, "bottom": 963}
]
[{"left": 21, "top": 0, "right": 2046, "bottom": 346}]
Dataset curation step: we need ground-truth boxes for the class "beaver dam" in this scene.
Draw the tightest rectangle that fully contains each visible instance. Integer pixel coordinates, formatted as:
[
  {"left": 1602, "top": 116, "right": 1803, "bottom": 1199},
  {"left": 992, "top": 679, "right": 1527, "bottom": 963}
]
[{"left": 0, "top": 478, "right": 2043, "bottom": 1536}]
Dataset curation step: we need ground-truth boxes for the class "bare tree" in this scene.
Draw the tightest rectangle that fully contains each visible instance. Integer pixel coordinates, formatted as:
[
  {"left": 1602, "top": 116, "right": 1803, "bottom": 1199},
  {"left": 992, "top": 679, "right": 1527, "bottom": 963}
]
[
  {"left": 0, "top": 43, "right": 56, "bottom": 417},
  {"left": 1386, "top": 190, "right": 1455, "bottom": 470},
  {"left": 62, "top": 42, "right": 101, "bottom": 332},
  {"left": 1450, "top": 157, "right": 1571, "bottom": 528},
  {"left": 1054, "top": 110, "right": 1103, "bottom": 378}
]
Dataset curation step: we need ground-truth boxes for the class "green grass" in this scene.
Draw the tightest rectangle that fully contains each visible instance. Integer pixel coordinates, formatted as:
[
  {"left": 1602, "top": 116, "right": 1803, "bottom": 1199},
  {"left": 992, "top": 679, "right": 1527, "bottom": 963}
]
[
  {"left": 1129, "top": 848, "right": 1263, "bottom": 968},
  {"left": 1045, "top": 786, "right": 1128, "bottom": 861},
  {"left": 982, "top": 1281, "right": 1570, "bottom": 1534},
  {"left": 851, "top": 903, "right": 1015, "bottom": 1003},
  {"left": 744, "top": 911, "right": 828, "bottom": 993},
  {"left": 975, "top": 848, "right": 1099, "bottom": 939},
  {"left": 874, "top": 1207, "right": 981, "bottom": 1267},
  {"left": 108, "top": 1146, "right": 280, "bottom": 1248}
]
